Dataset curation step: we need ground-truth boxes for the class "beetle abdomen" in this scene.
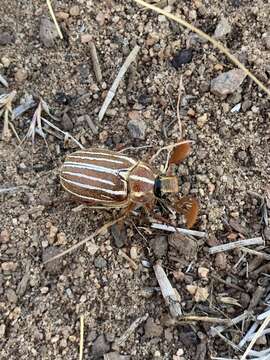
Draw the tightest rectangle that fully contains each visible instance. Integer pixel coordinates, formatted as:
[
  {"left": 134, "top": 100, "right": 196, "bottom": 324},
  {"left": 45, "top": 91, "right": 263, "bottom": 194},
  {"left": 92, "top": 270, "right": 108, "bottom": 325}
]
[{"left": 60, "top": 148, "right": 135, "bottom": 205}]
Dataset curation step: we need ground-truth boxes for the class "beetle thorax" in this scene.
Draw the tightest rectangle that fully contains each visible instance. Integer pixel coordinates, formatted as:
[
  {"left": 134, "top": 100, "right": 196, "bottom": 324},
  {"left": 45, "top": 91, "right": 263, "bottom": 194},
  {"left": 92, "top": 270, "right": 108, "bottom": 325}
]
[{"left": 127, "top": 162, "right": 156, "bottom": 203}]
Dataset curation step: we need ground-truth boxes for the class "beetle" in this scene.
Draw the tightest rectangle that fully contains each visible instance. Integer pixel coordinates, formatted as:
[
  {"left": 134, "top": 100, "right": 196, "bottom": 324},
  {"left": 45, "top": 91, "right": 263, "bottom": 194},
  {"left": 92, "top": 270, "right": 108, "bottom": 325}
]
[{"left": 59, "top": 142, "right": 199, "bottom": 228}]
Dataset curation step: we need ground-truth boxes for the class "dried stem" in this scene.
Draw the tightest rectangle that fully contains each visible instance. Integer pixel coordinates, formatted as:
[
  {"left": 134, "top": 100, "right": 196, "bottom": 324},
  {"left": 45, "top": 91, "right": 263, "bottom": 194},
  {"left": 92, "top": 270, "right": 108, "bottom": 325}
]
[{"left": 176, "top": 75, "right": 183, "bottom": 139}]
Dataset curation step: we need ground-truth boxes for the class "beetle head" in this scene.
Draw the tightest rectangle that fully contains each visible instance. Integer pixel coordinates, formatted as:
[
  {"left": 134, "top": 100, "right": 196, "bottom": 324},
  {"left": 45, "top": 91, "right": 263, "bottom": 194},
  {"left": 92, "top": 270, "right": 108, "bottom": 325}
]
[{"left": 154, "top": 176, "right": 178, "bottom": 198}]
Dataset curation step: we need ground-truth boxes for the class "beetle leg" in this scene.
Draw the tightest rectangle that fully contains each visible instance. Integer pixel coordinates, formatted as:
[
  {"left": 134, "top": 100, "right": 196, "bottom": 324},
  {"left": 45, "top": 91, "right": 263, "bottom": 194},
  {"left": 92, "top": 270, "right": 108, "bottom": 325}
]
[{"left": 144, "top": 202, "right": 174, "bottom": 227}]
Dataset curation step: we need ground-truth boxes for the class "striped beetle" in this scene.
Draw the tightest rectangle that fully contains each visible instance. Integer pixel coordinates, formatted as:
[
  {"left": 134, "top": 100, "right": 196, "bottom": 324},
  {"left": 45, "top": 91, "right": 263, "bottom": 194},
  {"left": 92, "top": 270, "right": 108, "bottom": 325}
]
[{"left": 60, "top": 142, "right": 199, "bottom": 228}]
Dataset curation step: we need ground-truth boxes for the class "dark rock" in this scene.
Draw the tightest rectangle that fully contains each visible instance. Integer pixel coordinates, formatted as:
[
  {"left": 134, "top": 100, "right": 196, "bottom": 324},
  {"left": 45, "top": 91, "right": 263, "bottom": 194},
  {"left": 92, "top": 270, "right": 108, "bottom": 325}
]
[
  {"left": 179, "top": 326, "right": 198, "bottom": 347},
  {"left": 127, "top": 119, "right": 146, "bottom": 140},
  {"left": 111, "top": 222, "right": 127, "bottom": 248},
  {"left": 264, "top": 227, "right": 270, "bottom": 241},
  {"left": 94, "top": 256, "right": 107, "bottom": 269},
  {"left": 171, "top": 49, "right": 193, "bottom": 69},
  {"left": 150, "top": 236, "right": 168, "bottom": 258},
  {"left": 91, "top": 334, "right": 110, "bottom": 358},
  {"left": 55, "top": 92, "right": 72, "bottom": 105},
  {"left": 0, "top": 31, "right": 15, "bottom": 46}
]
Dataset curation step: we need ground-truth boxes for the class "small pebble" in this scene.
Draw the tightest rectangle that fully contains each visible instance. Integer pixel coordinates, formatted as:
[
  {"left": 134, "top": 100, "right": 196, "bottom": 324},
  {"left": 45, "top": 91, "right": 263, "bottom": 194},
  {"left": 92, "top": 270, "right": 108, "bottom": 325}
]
[
  {"left": 171, "top": 49, "right": 193, "bottom": 69},
  {"left": 91, "top": 334, "right": 110, "bottom": 358},
  {"left": 94, "top": 256, "right": 107, "bottom": 269},
  {"left": 81, "top": 34, "right": 92, "bottom": 43},
  {"left": 0, "top": 32, "right": 15, "bottom": 46},
  {"left": 43, "top": 246, "right": 63, "bottom": 274},
  {"left": 197, "top": 113, "right": 208, "bottom": 128},
  {"left": 15, "top": 69, "right": 28, "bottom": 83},
  {"left": 214, "top": 17, "right": 231, "bottom": 39},
  {"left": 215, "top": 252, "right": 227, "bottom": 270},
  {"left": 111, "top": 222, "right": 127, "bottom": 248},
  {"left": 211, "top": 69, "right": 246, "bottom": 97},
  {"left": 86, "top": 242, "right": 99, "bottom": 256},
  {"left": 61, "top": 112, "right": 74, "bottom": 131},
  {"left": 130, "top": 246, "right": 138, "bottom": 260},
  {"left": 56, "top": 11, "right": 69, "bottom": 20},
  {"left": 1, "top": 56, "right": 10, "bottom": 67},
  {"left": 150, "top": 236, "right": 168, "bottom": 258},
  {"left": 198, "top": 267, "right": 209, "bottom": 279},
  {"left": 127, "top": 119, "right": 147, "bottom": 140},
  {"left": 39, "top": 17, "right": 58, "bottom": 47},
  {"left": 6, "top": 288, "right": 18, "bottom": 304},
  {"left": 2, "top": 262, "right": 17, "bottom": 272},
  {"left": 0, "top": 229, "right": 10, "bottom": 243},
  {"left": 69, "top": 5, "right": 80, "bottom": 16}
]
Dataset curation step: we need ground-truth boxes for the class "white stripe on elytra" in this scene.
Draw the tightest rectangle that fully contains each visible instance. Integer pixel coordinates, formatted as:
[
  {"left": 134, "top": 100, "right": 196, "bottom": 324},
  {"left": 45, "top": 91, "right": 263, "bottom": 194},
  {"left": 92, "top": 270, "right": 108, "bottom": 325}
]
[
  {"left": 63, "top": 178, "right": 127, "bottom": 196},
  {"left": 61, "top": 171, "right": 115, "bottom": 186},
  {"left": 129, "top": 175, "right": 155, "bottom": 185},
  {"left": 72, "top": 151, "right": 137, "bottom": 165},
  {"left": 63, "top": 162, "right": 120, "bottom": 175},
  {"left": 68, "top": 155, "right": 125, "bottom": 165},
  {"left": 61, "top": 182, "right": 120, "bottom": 203}
]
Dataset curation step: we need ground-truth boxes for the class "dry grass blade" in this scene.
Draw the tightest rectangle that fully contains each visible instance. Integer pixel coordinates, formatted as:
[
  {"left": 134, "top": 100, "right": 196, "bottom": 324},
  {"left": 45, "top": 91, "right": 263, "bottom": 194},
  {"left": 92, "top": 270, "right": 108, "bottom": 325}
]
[
  {"left": 98, "top": 45, "right": 140, "bottom": 121},
  {"left": 134, "top": 0, "right": 270, "bottom": 97},
  {"left": 79, "top": 315, "right": 84, "bottom": 360},
  {"left": 46, "top": 0, "right": 63, "bottom": 39}
]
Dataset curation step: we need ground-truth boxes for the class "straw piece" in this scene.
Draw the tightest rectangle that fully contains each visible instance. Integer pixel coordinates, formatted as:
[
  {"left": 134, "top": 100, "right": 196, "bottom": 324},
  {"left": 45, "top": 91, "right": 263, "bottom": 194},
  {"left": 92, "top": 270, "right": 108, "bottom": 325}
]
[
  {"left": 79, "top": 315, "right": 84, "bottom": 360},
  {"left": 134, "top": 0, "right": 270, "bottom": 97},
  {"left": 151, "top": 222, "right": 206, "bottom": 238},
  {"left": 209, "top": 238, "right": 264, "bottom": 254},
  {"left": 46, "top": 0, "right": 63, "bottom": 39},
  {"left": 98, "top": 45, "right": 140, "bottom": 121}
]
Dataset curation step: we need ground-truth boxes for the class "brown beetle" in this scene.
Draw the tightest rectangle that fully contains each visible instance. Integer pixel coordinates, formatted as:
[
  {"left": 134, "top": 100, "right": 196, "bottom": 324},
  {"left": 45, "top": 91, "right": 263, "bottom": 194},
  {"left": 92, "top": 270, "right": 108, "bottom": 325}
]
[{"left": 60, "top": 142, "right": 199, "bottom": 228}]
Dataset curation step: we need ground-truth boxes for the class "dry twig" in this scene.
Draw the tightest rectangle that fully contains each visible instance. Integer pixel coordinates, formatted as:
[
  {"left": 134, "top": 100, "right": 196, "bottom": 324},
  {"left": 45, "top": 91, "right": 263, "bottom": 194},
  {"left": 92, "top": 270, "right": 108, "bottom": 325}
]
[
  {"left": 118, "top": 249, "right": 138, "bottom": 270},
  {"left": 0, "top": 74, "right": 8, "bottom": 87},
  {"left": 98, "top": 45, "right": 140, "bottom": 121},
  {"left": 209, "top": 238, "right": 264, "bottom": 254},
  {"left": 89, "top": 42, "right": 102, "bottom": 83},
  {"left": 134, "top": 0, "right": 270, "bottom": 97}
]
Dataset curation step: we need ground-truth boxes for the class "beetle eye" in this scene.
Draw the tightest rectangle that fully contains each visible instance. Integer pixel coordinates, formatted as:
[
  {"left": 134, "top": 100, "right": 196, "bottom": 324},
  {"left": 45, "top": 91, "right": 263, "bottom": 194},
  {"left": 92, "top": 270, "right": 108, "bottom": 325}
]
[{"left": 154, "top": 177, "right": 162, "bottom": 198}]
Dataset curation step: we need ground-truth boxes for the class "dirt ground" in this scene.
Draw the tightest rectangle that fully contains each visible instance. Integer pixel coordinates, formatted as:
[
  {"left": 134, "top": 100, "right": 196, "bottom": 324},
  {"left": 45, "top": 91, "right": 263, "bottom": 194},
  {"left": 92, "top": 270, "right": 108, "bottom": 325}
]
[{"left": 0, "top": 0, "right": 270, "bottom": 359}]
